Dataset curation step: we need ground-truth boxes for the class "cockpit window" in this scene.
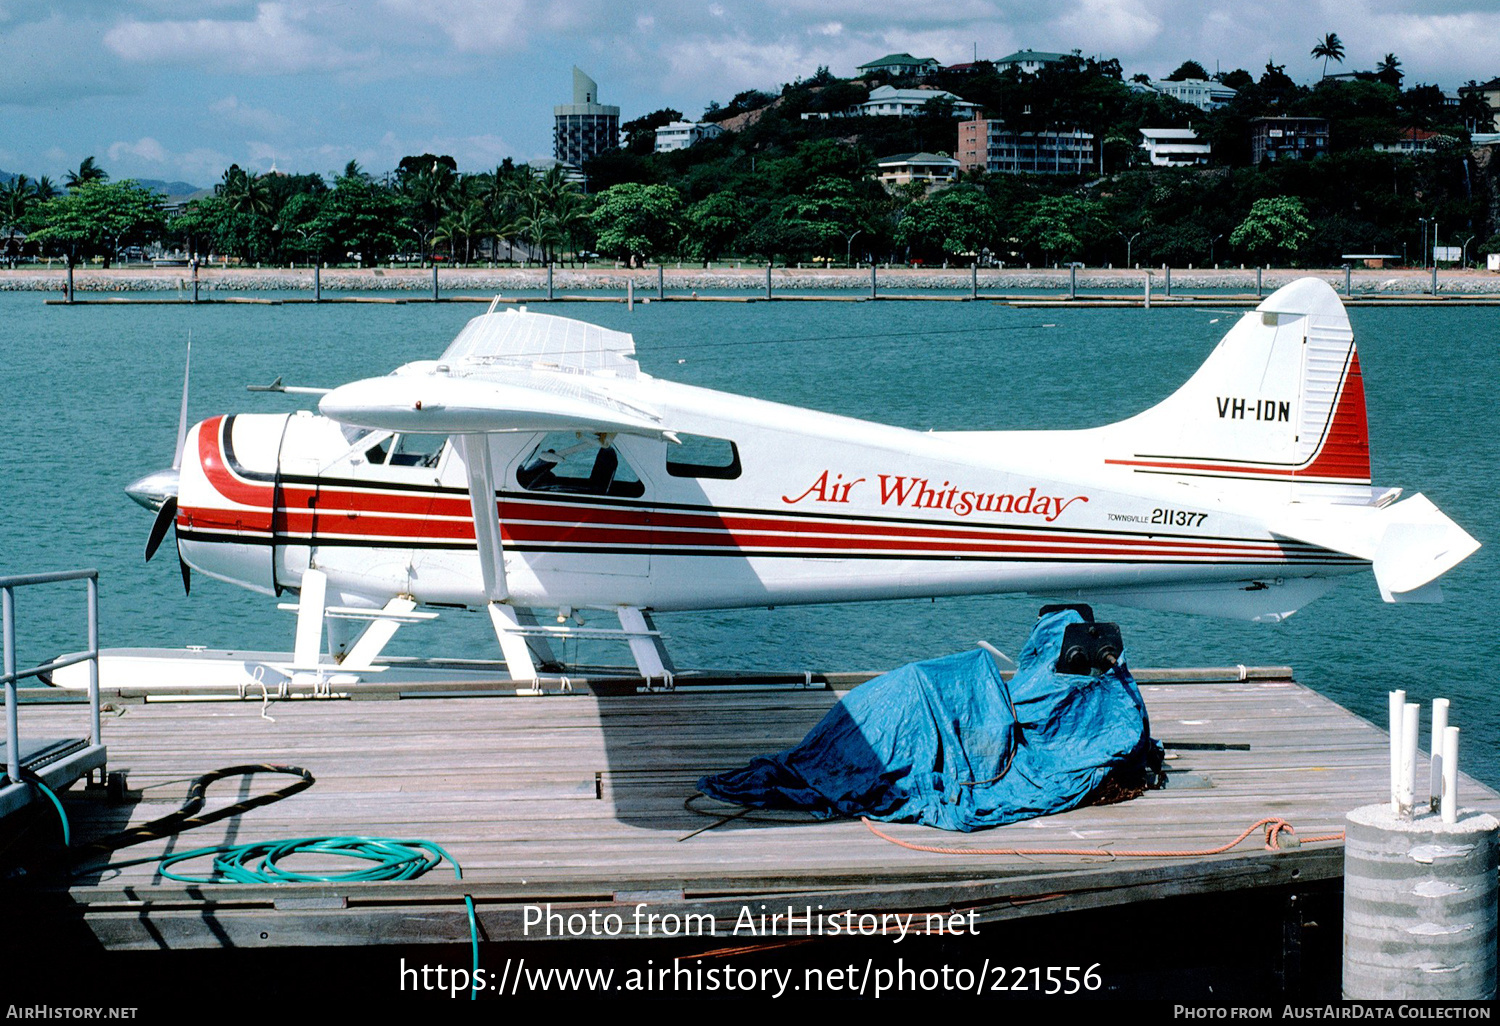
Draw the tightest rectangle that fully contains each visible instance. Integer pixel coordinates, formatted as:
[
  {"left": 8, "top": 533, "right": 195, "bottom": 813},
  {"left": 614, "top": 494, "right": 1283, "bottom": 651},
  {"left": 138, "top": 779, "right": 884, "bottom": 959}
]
[
  {"left": 666, "top": 433, "right": 741, "bottom": 479},
  {"left": 388, "top": 433, "right": 446, "bottom": 468},
  {"left": 517, "top": 432, "right": 645, "bottom": 498}
]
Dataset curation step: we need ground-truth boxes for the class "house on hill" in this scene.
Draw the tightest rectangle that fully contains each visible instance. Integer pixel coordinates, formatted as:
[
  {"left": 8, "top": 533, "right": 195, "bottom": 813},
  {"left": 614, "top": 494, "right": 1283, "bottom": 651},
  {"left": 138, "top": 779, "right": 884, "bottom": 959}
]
[
  {"left": 872, "top": 152, "right": 961, "bottom": 189},
  {"left": 857, "top": 53, "right": 942, "bottom": 78},
  {"left": 851, "top": 85, "right": 979, "bottom": 118},
  {"left": 994, "top": 50, "right": 1069, "bottom": 75},
  {"left": 1150, "top": 78, "right": 1237, "bottom": 111}
]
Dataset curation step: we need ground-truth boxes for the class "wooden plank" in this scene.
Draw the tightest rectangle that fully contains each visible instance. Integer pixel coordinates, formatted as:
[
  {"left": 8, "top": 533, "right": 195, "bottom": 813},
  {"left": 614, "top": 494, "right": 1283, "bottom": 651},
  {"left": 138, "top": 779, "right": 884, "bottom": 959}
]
[{"left": 17, "top": 670, "right": 1498, "bottom": 955}]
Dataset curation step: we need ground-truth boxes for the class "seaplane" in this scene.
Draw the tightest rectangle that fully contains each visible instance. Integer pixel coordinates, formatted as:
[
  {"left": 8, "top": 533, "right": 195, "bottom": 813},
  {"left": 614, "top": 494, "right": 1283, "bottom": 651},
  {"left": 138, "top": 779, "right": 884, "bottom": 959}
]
[{"left": 99, "top": 278, "right": 1476, "bottom": 692}]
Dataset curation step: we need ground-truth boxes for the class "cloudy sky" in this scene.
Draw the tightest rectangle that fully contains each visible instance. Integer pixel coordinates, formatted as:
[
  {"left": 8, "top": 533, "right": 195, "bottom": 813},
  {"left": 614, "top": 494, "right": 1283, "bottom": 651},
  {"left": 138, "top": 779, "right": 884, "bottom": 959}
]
[{"left": 3, "top": 0, "right": 1497, "bottom": 188}]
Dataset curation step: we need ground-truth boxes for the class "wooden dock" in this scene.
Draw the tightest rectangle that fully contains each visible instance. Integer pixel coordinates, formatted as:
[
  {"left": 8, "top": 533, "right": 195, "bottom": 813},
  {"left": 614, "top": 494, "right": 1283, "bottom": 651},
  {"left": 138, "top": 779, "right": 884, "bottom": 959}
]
[{"left": 10, "top": 665, "right": 1497, "bottom": 965}]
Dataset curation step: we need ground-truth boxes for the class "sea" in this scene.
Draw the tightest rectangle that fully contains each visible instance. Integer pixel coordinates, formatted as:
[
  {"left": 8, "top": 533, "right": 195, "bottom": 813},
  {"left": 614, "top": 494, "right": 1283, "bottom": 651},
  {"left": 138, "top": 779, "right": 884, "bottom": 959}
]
[{"left": 2, "top": 287, "right": 1495, "bottom": 788}]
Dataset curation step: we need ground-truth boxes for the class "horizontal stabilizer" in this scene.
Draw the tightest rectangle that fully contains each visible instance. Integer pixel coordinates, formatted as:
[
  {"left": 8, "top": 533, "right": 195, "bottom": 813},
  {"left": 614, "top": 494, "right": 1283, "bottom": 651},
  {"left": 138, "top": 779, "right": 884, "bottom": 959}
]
[
  {"left": 1270, "top": 493, "right": 1479, "bottom": 603},
  {"left": 1370, "top": 495, "right": 1479, "bottom": 601}
]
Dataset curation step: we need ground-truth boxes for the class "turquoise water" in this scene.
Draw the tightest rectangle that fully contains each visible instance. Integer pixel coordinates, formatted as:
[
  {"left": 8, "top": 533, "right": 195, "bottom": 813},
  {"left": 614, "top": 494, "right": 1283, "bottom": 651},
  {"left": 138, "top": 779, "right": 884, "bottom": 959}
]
[{"left": 2, "top": 291, "right": 1495, "bottom": 786}]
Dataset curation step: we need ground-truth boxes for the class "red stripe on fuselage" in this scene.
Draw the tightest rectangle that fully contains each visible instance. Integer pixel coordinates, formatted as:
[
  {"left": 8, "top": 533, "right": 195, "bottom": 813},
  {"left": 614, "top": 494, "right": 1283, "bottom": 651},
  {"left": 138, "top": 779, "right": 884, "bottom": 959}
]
[{"left": 182, "top": 413, "right": 1327, "bottom": 563}]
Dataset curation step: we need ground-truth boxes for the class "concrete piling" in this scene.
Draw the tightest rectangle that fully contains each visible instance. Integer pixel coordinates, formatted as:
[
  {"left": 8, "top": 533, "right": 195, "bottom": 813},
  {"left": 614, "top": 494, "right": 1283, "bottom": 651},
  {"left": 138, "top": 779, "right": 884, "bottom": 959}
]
[{"left": 1343, "top": 804, "right": 1498, "bottom": 999}]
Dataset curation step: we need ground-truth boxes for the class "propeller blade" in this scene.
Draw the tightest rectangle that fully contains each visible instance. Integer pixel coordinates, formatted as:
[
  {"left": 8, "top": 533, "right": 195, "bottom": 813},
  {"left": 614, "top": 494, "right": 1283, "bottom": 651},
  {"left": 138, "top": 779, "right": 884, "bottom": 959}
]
[
  {"left": 145, "top": 496, "right": 178, "bottom": 562},
  {"left": 171, "top": 333, "right": 191, "bottom": 471}
]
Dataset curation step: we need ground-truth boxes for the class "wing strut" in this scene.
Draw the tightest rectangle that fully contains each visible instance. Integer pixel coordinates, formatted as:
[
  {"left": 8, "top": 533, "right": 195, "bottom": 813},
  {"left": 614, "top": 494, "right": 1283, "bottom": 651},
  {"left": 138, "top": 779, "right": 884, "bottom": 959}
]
[
  {"left": 454, "top": 435, "right": 507, "bottom": 602},
  {"left": 454, "top": 434, "right": 563, "bottom": 682}
]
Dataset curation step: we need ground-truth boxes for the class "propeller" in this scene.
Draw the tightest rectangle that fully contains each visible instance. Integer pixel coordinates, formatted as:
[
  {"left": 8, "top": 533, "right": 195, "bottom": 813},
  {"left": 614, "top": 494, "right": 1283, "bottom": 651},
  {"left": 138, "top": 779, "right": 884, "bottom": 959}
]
[{"left": 128, "top": 335, "right": 193, "bottom": 594}]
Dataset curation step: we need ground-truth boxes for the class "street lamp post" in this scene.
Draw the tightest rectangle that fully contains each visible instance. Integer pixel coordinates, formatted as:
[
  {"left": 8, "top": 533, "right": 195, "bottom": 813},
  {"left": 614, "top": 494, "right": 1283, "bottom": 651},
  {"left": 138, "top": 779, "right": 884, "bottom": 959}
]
[
  {"left": 845, "top": 229, "right": 863, "bottom": 267},
  {"left": 1209, "top": 234, "right": 1223, "bottom": 268},
  {"left": 1418, "top": 218, "right": 1428, "bottom": 269},
  {"left": 1461, "top": 234, "right": 1477, "bottom": 269},
  {"left": 1118, "top": 229, "right": 1141, "bottom": 269}
]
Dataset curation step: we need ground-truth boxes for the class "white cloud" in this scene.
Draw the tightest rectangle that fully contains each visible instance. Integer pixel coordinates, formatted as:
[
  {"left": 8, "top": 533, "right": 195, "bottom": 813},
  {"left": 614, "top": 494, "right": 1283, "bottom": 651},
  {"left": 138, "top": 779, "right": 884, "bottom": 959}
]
[
  {"left": 209, "top": 95, "right": 291, "bottom": 135},
  {"left": 108, "top": 137, "right": 170, "bottom": 164},
  {"left": 0, "top": 12, "right": 138, "bottom": 106},
  {"left": 104, "top": 137, "right": 230, "bottom": 183},
  {"left": 1054, "top": 0, "right": 1163, "bottom": 56},
  {"left": 104, "top": 3, "right": 375, "bottom": 75}
]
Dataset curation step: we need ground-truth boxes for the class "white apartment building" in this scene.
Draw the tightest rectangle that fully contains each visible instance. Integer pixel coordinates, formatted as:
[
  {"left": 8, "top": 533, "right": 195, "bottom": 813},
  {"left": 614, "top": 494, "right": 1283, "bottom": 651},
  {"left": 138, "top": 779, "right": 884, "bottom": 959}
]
[
  {"left": 653, "top": 121, "right": 726, "bottom": 153},
  {"left": 1139, "top": 127, "right": 1211, "bottom": 166}
]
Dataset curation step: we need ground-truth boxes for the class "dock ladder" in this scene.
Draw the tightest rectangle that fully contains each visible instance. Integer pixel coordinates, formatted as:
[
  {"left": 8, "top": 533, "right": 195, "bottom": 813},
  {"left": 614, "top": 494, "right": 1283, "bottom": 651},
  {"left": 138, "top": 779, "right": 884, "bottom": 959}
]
[{"left": 0, "top": 570, "right": 108, "bottom": 821}]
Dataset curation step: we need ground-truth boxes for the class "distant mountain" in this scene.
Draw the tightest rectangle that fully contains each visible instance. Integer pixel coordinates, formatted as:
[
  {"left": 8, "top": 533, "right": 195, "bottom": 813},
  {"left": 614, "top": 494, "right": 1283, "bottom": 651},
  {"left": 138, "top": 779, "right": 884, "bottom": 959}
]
[
  {"left": 0, "top": 168, "right": 203, "bottom": 197},
  {"left": 136, "top": 178, "right": 205, "bottom": 198}
]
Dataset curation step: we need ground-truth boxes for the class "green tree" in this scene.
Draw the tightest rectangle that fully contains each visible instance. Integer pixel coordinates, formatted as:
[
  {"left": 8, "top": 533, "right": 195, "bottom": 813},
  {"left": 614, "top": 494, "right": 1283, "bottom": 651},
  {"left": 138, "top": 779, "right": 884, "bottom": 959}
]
[
  {"left": 1311, "top": 33, "right": 1345, "bottom": 79},
  {"left": 780, "top": 176, "right": 864, "bottom": 259},
  {"left": 1016, "top": 195, "right": 1102, "bottom": 263},
  {"left": 622, "top": 107, "right": 684, "bottom": 154},
  {"left": 29, "top": 180, "right": 165, "bottom": 268},
  {"left": 398, "top": 156, "right": 461, "bottom": 264},
  {"left": 313, "top": 171, "right": 409, "bottom": 266},
  {"left": 894, "top": 186, "right": 998, "bottom": 260},
  {"left": 589, "top": 183, "right": 684, "bottom": 264},
  {"left": 684, "top": 192, "right": 749, "bottom": 262},
  {"left": 435, "top": 201, "right": 487, "bottom": 264},
  {"left": 517, "top": 164, "right": 586, "bottom": 263},
  {"left": 1165, "top": 60, "right": 1209, "bottom": 82},
  {"left": 1230, "top": 196, "right": 1313, "bottom": 263},
  {"left": 1, "top": 175, "right": 38, "bottom": 267},
  {"left": 274, "top": 191, "right": 330, "bottom": 264},
  {"left": 1458, "top": 83, "right": 1496, "bottom": 133}
]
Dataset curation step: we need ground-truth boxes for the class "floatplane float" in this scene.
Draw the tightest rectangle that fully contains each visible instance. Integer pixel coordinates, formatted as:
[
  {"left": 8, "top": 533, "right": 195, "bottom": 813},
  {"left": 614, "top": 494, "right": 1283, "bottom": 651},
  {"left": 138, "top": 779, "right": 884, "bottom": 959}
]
[{"left": 57, "top": 278, "right": 1477, "bottom": 694}]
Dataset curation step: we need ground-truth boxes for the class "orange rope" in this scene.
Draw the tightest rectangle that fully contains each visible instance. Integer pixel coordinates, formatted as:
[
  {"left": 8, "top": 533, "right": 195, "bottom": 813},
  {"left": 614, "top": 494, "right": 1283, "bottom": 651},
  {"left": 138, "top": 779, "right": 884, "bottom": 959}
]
[{"left": 862, "top": 816, "right": 1345, "bottom": 858}]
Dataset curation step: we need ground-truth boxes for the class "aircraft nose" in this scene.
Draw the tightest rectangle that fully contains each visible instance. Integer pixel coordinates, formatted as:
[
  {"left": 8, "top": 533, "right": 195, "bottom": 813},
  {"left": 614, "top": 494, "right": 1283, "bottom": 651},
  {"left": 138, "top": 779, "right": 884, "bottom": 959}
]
[{"left": 125, "top": 468, "right": 180, "bottom": 512}]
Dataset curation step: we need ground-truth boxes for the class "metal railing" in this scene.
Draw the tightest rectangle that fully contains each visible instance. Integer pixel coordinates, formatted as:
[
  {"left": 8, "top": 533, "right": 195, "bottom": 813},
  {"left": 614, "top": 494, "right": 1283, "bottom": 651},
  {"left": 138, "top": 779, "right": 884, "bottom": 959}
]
[{"left": 1, "top": 569, "right": 100, "bottom": 784}]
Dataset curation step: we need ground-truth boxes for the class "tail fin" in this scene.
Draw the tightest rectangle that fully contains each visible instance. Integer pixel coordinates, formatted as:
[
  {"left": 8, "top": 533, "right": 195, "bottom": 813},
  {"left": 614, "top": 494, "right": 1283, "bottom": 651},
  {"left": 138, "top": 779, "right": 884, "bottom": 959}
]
[{"left": 1103, "top": 278, "right": 1372, "bottom": 503}]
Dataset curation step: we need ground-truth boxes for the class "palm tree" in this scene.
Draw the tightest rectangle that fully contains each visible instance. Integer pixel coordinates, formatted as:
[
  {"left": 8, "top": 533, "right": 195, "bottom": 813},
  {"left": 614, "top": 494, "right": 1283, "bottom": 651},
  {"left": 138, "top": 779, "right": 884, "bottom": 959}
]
[
  {"left": 478, "top": 167, "right": 527, "bottom": 263},
  {"left": 1376, "top": 53, "right": 1404, "bottom": 89},
  {"left": 1, "top": 175, "right": 35, "bottom": 267},
  {"left": 1310, "top": 33, "right": 1345, "bottom": 79},
  {"left": 400, "top": 162, "right": 461, "bottom": 266},
  {"left": 65, "top": 156, "right": 108, "bottom": 190},
  {"left": 33, "top": 177, "right": 57, "bottom": 200},
  {"left": 218, "top": 165, "right": 273, "bottom": 217},
  {"left": 435, "top": 202, "right": 486, "bottom": 265}
]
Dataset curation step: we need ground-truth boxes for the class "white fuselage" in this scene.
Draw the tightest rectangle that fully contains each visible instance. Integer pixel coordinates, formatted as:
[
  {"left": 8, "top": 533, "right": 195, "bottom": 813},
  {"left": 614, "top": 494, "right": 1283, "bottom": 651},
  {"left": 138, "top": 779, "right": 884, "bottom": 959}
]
[{"left": 175, "top": 371, "right": 1362, "bottom": 621}]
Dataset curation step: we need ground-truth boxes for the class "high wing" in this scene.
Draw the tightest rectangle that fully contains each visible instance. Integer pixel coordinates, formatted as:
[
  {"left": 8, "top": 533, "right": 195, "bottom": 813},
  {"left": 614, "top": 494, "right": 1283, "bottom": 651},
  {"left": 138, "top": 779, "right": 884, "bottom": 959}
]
[
  {"left": 317, "top": 306, "right": 678, "bottom": 678},
  {"left": 319, "top": 308, "right": 672, "bottom": 440}
]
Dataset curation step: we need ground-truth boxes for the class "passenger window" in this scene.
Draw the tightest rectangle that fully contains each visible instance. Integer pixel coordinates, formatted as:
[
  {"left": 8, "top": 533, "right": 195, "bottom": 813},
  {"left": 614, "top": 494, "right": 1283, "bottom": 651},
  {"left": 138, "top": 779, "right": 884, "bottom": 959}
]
[
  {"left": 666, "top": 434, "right": 741, "bottom": 480},
  {"left": 517, "top": 432, "right": 645, "bottom": 498}
]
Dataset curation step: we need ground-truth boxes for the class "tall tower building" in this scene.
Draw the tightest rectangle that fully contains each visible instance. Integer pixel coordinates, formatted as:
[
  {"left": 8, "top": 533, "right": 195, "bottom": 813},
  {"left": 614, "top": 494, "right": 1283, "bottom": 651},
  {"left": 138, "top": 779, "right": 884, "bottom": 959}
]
[{"left": 553, "top": 67, "right": 620, "bottom": 167}]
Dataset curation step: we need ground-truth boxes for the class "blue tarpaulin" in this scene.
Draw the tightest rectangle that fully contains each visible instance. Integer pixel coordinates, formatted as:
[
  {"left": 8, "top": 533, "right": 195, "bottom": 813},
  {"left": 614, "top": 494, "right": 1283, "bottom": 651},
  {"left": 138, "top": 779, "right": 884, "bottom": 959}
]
[{"left": 697, "top": 610, "right": 1158, "bottom": 831}]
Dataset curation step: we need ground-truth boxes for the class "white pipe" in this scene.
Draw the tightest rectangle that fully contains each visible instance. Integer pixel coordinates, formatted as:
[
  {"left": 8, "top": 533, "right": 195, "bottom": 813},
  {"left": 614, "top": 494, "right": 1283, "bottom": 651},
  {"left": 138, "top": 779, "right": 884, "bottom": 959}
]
[
  {"left": 1429, "top": 698, "right": 1449, "bottom": 813},
  {"left": 1441, "top": 726, "right": 1459, "bottom": 824},
  {"left": 1389, "top": 689, "right": 1406, "bottom": 814},
  {"left": 1399, "top": 702, "right": 1420, "bottom": 819}
]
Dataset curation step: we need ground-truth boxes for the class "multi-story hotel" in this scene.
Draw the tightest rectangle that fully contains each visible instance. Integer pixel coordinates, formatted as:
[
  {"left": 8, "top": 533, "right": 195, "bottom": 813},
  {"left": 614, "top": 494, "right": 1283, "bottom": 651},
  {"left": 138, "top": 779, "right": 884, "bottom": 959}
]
[{"left": 553, "top": 67, "right": 620, "bottom": 168}]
